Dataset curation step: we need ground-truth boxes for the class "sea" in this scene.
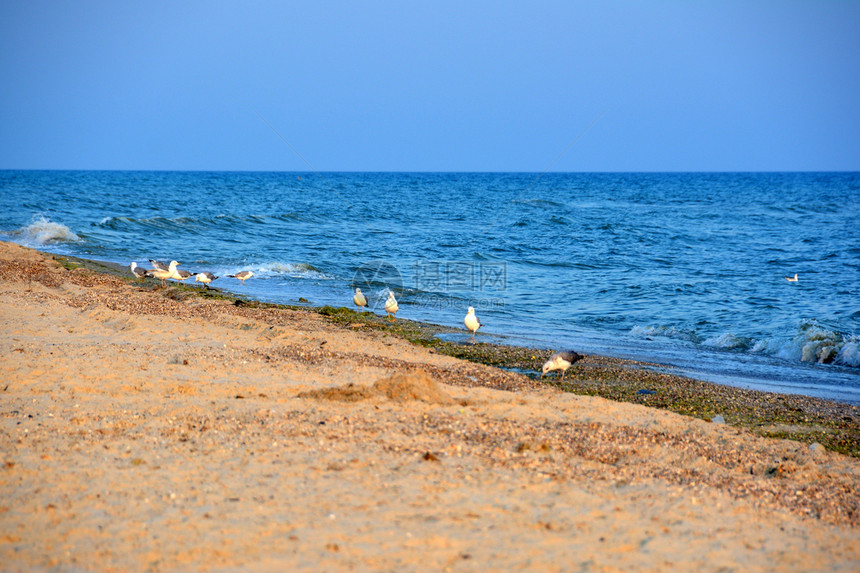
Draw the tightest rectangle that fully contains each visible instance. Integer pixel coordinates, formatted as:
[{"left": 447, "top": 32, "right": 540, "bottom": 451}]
[{"left": 2, "top": 170, "right": 859, "bottom": 404}]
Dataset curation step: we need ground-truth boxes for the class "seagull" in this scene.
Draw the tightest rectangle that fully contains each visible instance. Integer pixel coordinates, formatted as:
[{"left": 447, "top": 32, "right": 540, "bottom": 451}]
[
  {"left": 353, "top": 287, "right": 368, "bottom": 311},
  {"left": 129, "top": 262, "right": 148, "bottom": 281},
  {"left": 785, "top": 273, "right": 798, "bottom": 282},
  {"left": 147, "top": 260, "right": 180, "bottom": 287},
  {"left": 194, "top": 271, "right": 219, "bottom": 289},
  {"left": 149, "top": 259, "right": 170, "bottom": 272},
  {"left": 541, "top": 351, "right": 584, "bottom": 381},
  {"left": 174, "top": 268, "right": 196, "bottom": 284},
  {"left": 384, "top": 291, "right": 399, "bottom": 322},
  {"left": 228, "top": 270, "right": 254, "bottom": 284},
  {"left": 464, "top": 306, "right": 482, "bottom": 341}
]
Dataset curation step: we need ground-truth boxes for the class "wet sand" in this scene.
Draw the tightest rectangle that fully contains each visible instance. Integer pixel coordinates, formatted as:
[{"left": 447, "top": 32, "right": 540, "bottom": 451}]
[{"left": 1, "top": 241, "right": 858, "bottom": 572}]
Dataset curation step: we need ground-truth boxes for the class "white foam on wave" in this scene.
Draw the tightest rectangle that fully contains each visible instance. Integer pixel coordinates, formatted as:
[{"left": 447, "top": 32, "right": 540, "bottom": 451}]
[
  {"left": 702, "top": 332, "right": 750, "bottom": 350},
  {"left": 635, "top": 319, "right": 859, "bottom": 369},
  {"left": 250, "top": 262, "right": 332, "bottom": 280},
  {"left": 750, "top": 320, "right": 858, "bottom": 367},
  {"left": 798, "top": 325, "right": 842, "bottom": 364},
  {"left": 835, "top": 337, "right": 860, "bottom": 367},
  {"left": 630, "top": 325, "right": 699, "bottom": 343},
  {"left": 6, "top": 216, "right": 81, "bottom": 246}
]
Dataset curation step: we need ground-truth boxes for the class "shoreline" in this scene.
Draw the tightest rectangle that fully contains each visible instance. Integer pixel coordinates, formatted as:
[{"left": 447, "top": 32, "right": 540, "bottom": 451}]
[
  {"left": 51, "top": 248, "right": 860, "bottom": 458},
  {"left": 15, "top": 243, "right": 860, "bottom": 401},
  {"left": 2, "top": 241, "right": 859, "bottom": 571}
]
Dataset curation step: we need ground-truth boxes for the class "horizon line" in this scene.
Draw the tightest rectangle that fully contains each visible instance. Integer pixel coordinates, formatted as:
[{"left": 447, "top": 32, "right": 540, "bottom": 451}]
[{"left": 2, "top": 168, "right": 859, "bottom": 175}]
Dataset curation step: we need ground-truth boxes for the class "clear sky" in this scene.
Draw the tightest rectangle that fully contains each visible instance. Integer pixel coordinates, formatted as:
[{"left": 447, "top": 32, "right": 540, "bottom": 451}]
[{"left": 1, "top": 1, "right": 858, "bottom": 172}]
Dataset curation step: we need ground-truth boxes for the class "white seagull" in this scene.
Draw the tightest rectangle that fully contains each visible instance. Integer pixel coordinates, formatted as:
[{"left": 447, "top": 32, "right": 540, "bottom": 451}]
[
  {"left": 384, "top": 291, "right": 399, "bottom": 322},
  {"left": 228, "top": 270, "right": 254, "bottom": 284},
  {"left": 785, "top": 273, "right": 798, "bottom": 282},
  {"left": 541, "top": 351, "right": 584, "bottom": 381},
  {"left": 147, "top": 260, "right": 181, "bottom": 287},
  {"left": 353, "top": 287, "right": 368, "bottom": 311},
  {"left": 464, "top": 306, "right": 483, "bottom": 341},
  {"left": 129, "top": 262, "right": 148, "bottom": 281},
  {"left": 194, "top": 271, "right": 219, "bottom": 289}
]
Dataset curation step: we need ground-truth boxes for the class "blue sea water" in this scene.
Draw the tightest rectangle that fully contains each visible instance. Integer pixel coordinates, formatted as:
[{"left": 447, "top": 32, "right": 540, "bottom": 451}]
[{"left": 2, "top": 170, "right": 859, "bottom": 403}]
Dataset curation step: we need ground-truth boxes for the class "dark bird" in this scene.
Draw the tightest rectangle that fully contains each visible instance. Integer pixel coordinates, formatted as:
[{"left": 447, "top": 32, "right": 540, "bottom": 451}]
[
  {"left": 129, "top": 262, "right": 148, "bottom": 281},
  {"left": 541, "top": 351, "right": 584, "bottom": 380}
]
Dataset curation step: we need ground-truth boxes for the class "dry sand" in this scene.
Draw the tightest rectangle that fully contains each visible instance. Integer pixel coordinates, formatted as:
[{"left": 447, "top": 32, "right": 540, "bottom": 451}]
[{"left": 1, "top": 241, "right": 858, "bottom": 572}]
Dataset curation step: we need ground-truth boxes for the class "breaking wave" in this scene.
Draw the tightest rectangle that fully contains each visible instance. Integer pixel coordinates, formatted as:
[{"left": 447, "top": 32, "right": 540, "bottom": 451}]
[
  {"left": 5, "top": 216, "right": 81, "bottom": 246},
  {"left": 246, "top": 261, "right": 332, "bottom": 280},
  {"left": 630, "top": 325, "right": 700, "bottom": 343},
  {"left": 633, "top": 320, "right": 860, "bottom": 368},
  {"left": 763, "top": 321, "right": 860, "bottom": 368}
]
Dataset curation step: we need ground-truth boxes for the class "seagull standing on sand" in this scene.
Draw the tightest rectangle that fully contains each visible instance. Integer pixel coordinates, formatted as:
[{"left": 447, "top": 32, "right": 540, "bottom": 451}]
[
  {"left": 785, "top": 273, "right": 798, "bottom": 282},
  {"left": 541, "top": 351, "right": 584, "bottom": 380},
  {"left": 129, "top": 262, "right": 148, "bottom": 281},
  {"left": 228, "top": 270, "right": 254, "bottom": 284},
  {"left": 384, "top": 291, "right": 399, "bottom": 322},
  {"left": 194, "top": 271, "right": 219, "bottom": 289},
  {"left": 147, "top": 260, "right": 181, "bottom": 287},
  {"left": 464, "top": 306, "right": 483, "bottom": 341},
  {"left": 353, "top": 287, "right": 368, "bottom": 311}
]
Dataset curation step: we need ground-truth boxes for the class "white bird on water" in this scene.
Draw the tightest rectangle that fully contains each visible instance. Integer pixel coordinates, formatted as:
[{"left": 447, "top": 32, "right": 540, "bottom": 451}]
[
  {"left": 464, "top": 306, "right": 483, "bottom": 341},
  {"left": 541, "top": 351, "right": 584, "bottom": 381},
  {"left": 384, "top": 291, "right": 399, "bottom": 322},
  {"left": 194, "top": 271, "right": 219, "bottom": 289},
  {"left": 353, "top": 287, "right": 368, "bottom": 311},
  {"left": 228, "top": 270, "right": 254, "bottom": 284},
  {"left": 147, "top": 260, "right": 181, "bottom": 287},
  {"left": 129, "top": 262, "right": 148, "bottom": 281},
  {"left": 785, "top": 273, "right": 798, "bottom": 282}
]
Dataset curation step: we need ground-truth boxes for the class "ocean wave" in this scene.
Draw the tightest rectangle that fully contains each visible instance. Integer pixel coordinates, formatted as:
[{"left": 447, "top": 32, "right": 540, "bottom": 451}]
[
  {"left": 630, "top": 325, "right": 700, "bottom": 343},
  {"left": 632, "top": 321, "right": 859, "bottom": 369},
  {"left": 96, "top": 214, "right": 269, "bottom": 231},
  {"left": 511, "top": 198, "right": 566, "bottom": 209},
  {"left": 702, "top": 332, "right": 752, "bottom": 350},
  {"left": 750, "top": 320, "right": 860, "bottom": 367},
  {"left": 837, "top": 338, "right": 860, "bottom": 367},
  {"left": 97, "top": 215, "right": 199, "bottom": 232},
  {"left": 253, "top": 262, "right": 331, "bottom": 280},
  {"left": 5, "top": 216, "right": 81, "bottom": 245}
]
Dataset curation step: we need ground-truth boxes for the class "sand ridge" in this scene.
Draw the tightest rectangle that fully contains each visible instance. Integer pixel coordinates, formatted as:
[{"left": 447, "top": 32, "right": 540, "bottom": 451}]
[{"left": 1, "top": 241, "right": 858, "bottom": 572}]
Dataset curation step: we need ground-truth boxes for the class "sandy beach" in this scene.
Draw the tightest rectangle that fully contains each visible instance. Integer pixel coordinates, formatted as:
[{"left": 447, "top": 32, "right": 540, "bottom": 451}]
[{"left": 1, "top": 240, "right": 858, "bottom": 572}]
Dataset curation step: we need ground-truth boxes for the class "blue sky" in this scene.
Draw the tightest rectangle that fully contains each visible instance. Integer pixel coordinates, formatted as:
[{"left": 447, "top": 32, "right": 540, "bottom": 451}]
[{"left": 1, "top": 1, "right": 858, "bottom": 172}]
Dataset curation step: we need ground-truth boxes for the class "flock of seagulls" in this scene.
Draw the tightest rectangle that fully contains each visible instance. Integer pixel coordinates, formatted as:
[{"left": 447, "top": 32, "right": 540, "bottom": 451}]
[
  {"left": 129, "top": 259, "right": 253, "bottom": 290},
  {"left": 348, "top": 288, "right": 579, "bottom": 379},
  {"left": 129, "top": 260, "right": 583, "bottom": 380}
]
